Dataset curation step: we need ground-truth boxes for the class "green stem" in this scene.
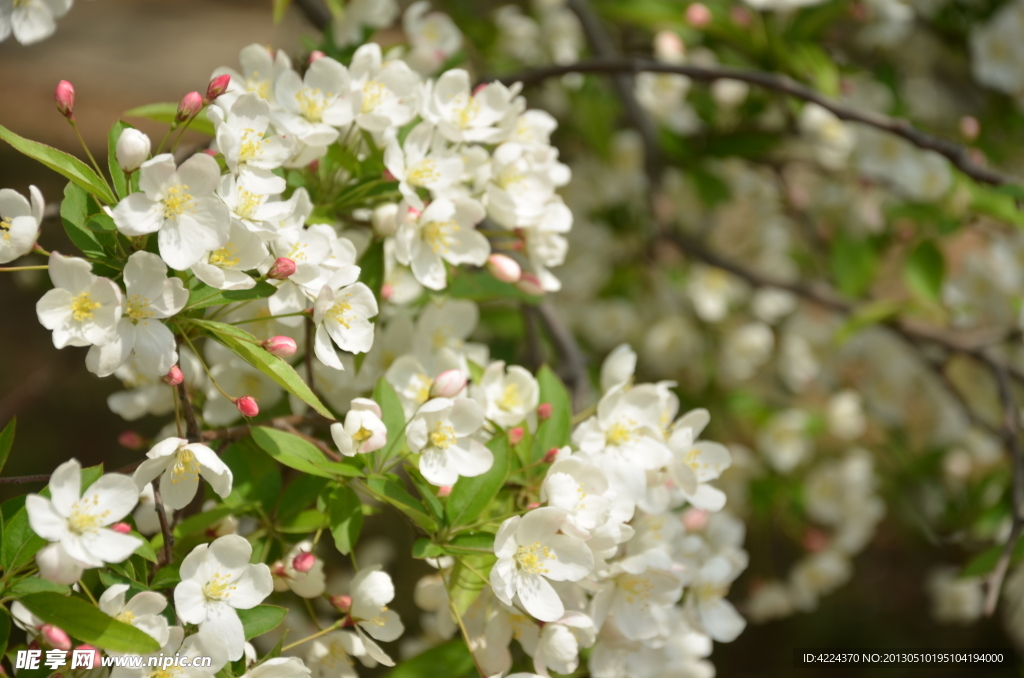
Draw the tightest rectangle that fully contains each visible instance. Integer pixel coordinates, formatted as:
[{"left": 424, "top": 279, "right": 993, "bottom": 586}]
[
  {"left": 229, "top": 310, "right": 310, "bottom": 326},
  {"left": 0, "top": 265, "right": 48, "bottom": 272},
  {"left": 280, "top": 621, "right": 342, "bottom": 652},
  {"left": 70, "top": 121, "right": 114, "bottom": 199}
]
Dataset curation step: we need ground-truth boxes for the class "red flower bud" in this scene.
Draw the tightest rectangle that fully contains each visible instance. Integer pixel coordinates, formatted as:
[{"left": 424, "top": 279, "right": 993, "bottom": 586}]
[
  {"left": 164, "top": 365, "right": 184, "bottom": 386},
  {"left": 515, "top": 273, "right": 545, "bottom": 297},
  {"left": 267, "top": 257, "right": 296, "bottom": 280},
  {"left": 73, "top": 646, "right": 102, "bottom": 670},
  {"left": 309, "top": 50, "right": 326, "bottom": 64},
  {"left": 118, "top": 430, "right": 145, "bottom": 450},
  {"left": 40, "top": 624, "right": 72, "bottom": 651},
  {"left": 235, "top": 396, "right": 259, "bottom": 418},
  {"left": 508, "top": 427, "right": 524, "bottom": 446},
  {"left": 682, "top": 508, "right": 708, "bottom": 532},
  {"left": 206, "top": 74, "right": 231, "bottom": 102},
  {"left": 543, "top": 447, "right": 559, "bottom": 464},
  {"left": 437, "top": 485, "right": 452, "bottom": 497},
  {"left": 686, "top": 3, "right": 712, "bottom": 27},
  {"left": 803, "top": 528, "right": 829, "bottom": 552},
  {"left": 960, "top": 115, "right": 980, "bottom": 141},
  {"left": 176, "top": 91, "right": 203, "bottom": 123},
  {"left": 330, "top": 594, "right": 352, "bottom": 613},
  {"left": 262, "top": 336, "right": 298, "bottom": 358},
  {"left": 537, "top": 403, "right": 553, "bottom": 421},
  {"left": 292, "top": 551, "right": 316, "bottom": 574},
  {"left": 54, "top": 80, "right": 75, "bottom": 120},
  {"left": 526, "top": 502, "right": 541, "bottom": 509},
  {"left": 111, "top": 522, "right": 132, "bottom": 534}
]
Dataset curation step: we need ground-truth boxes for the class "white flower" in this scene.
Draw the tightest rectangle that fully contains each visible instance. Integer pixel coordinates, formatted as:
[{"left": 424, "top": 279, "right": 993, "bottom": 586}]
[
  {"left": 192, "top": 219, "right": 269, "bottom": 291},
  {"left": 758, "top": 409, "right": 813, "bottom": 474},
  {"left": 0, "top": 0, "right": 71, "bottom": 45},
  {"left": 332, "top": 0, "right": 399, "bottom": 47},
  {"left": 86, "top": 251, "right": 189, "bottom": 378},
  {"left": 331, "top": 398, "right": 387, "bottom": 456},
  {"left": 485, "top": 143, "right": 561, "bottom": 229},
  {"left": 115, "top": 129, "right": 151, "bottom": 173},
  {"left": 306, "top": 631, "right": 375, "bottom": 678},
  {"left": 174, "top": 535, "right": 274, "bottom": 661},
  {"left": 0, "top": 184, "right": 42, "bottom": 263},
  {"left": 98, "top": 584, "right": 171, "bottom": 648},
  {"left": 592, "top": 550, "right": 682, "bottom": 641},
  {"left": 312, "top": 281, "right": 378, "bottom": 370},
  {"left": 211, "top": 92, "right": 295, "bottom": 192},
  {"left": 241, "top": 657, "right": 311, "bottom": 678},
  {"left": 36, "top": 252, "right": 123, "bottom": 348},
  {"left": 384, "top": 122, "right": 462, "bottom": 210},
  {"left": 385, "top": 354, "right": 438, "bottom": 418},
  {"left": 799, "top": 103, "right": 853, "bottom": 170},
  {"left": 422, "top": 69, "right": 516, "bottom": 143},
  {"left": 350, "top": 566, "right": 405, "bottom": 643},
  {"left": 132, "top": 437, "right": 233, "bottom": 511},
  {"left": 666, "top": 410, "right": 732, "bottom": 512},
  {"left": 403, "top": 2, "right": 463, "bottom": 75},
  {"left": 273, "top": 541, "right": 326, "bottom": 599},
  {"left": 109, "top": 627, "right": 229, "bottom": 678},
  {"left": 349, "top": 43, "right": 421, "bottom": 135},
  {"left": 112, "top": 153, "right": 231, "bottom": 271},
  {"left": 490, "top": 507, "right": 595, "bottom": 622},
  {"left": 26, "top": 459, "right": 141, "bottom": 568},
  {"left": 686, "top": 555, "right": 746, "bottom": 642},
  {"left": 477, "top": 360, "right": 539, "bottom": 428},
  {"left": 274, "top": 56, "right": 357, "bottom": 147},
  {"left": 827, "top": 390, "right": 866, "bottom": 440},
  {"left": 600, "top": 344, "right": 636, "bottom": 394},
  {"left": 540, "top": 456, "right": 612, "bottom": 540},
  {"left": 394, "top": 197, "right": 489, "bottom": 290},
  {"left": 34, "top": 542, "right": 86, "bottom": 585},
  {"left": 212, "top": 43, "right": 294, "bottom": 106},
  {"left": 406, "top": 397, "right": 493, "bottom": 486}
]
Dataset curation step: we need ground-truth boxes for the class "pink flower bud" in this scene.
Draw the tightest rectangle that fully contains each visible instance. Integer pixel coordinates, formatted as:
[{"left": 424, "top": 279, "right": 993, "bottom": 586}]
[
  {"left": 73, "top": 646, "right": 102, "bottom": 669},
  {"left": 437, "top": 485, "right": 452, "bottom": 497},
  {"left": 176, "top": 91, "right": 203, "bottom": 123},
  {"left": 685, "top": 3, "right": 712, "bottom": 27},
  {"left": 262, "top": 336, "right": 297, "bottom": 358},
  {"left": 111, "top": 522, "right": 132, "bottom": 534},
  {"left": 537, "top": 403, "right": 553, "bottom": 421},
  {"left": 487, "top": 254, "right": 521, "bottom": 283},
  {"left": 164, "top": 365, "right": 184, "bottom": 386},
  {"left": 960, "top": 115, "right": 980, "bottom": 141},
  {"left": 309, "top": 50, "right": 326, "bottom": 64},
  {"left": 330, "top": 594, "right": 352, "bottom": 613},
  {"left": 526, "top": 502, "right": 541, "bottom": 510},
  {"left": 431, "top": 369, "right": 466, "bottom": 398},
  {"left": 516, "top": 273, "right": 545, "bottom": 297},
  {"left": 235, "top": 396, "right": 259, "bottom": 418},
  {"left": 543, "top": 447, "right": 559, "bottom": 464},
  {"left": 508, "top": 427, "right": 524, "bottom": 446},
  {"left": 54, "top": 81, "right": 75, "bottom": 120},
  {"left": 203, "top": 148, "right": 219, "bottom": 156},
  {"left": 682, "top": 508, "right": 708, "bottom": 532},
  {"left": 308, "top": 159, "right": 320, "bottom": 172},
  {"left": 272, "top": 561, "right": 287, "bottom": 577},
  {"left": 292, "top": 551, "right": 316, "bottom": 574},
  {"left": 803, "top": 528, "right": 829, "bottom": 552},
  {"left": 267, "top": 257, "right": 296, "bottom": 280},
  {"left": 729, "top": 6, "right": 751, "bottom": 26},
  {"left": 381, "top": 283, "right": 395, "bottom": 300},
  {"left": 206, "top": 74, "right": 231, "bottom": 102},
  {"left": 40, "top": 624, "right": 72, "bottom": 651},
  {"left": 118, "top": 430, "right": 145, "bottom": 450}
]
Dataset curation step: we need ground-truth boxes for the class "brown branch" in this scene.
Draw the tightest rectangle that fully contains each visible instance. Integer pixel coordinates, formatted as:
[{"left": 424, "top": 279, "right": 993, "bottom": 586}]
[
  {"left": 293, "top": 0, "right": 331, "bottom": 31},
  {"left": 176, "top": 380, "right": 202, "bottom": 443},
  {"left": 151, "top": 483, "right": 174, "bottom": 567},
  {"left": 536, "top": 301, "right": 590, "bottom": 412},
  {"left": 495, "top": 58, "right": 1016, "bottom": 187}
]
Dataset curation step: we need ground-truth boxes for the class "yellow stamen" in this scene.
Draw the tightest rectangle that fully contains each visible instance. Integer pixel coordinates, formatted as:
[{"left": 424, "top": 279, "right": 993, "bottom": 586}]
[
  {"left": 162, "top": 185, "right": 195, "bottom": 219},
  {"left": 70, "top": 292, "right": 100, "bottom": 322},
  {"left": 514, "top": 541, "right": 554, "bottom": 574}
]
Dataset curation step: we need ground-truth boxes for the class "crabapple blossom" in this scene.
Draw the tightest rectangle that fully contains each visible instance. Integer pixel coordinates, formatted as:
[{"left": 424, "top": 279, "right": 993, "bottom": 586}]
[
  {"left": 36, "top": 252, "right": 122, "bottom": 349},
  {"left": 331, "top": 398, "right": 387, "bottom": 456},
  {"left": 384, "top": 122, "right": 462, "bottom": 210},
  {"left": 115, "top": 129, "right": 151, "bottom": 173},
  {"left": 272, "top": 541, "right": 326, "bottom": 598},
  {"left": 0, "top": 0, "right": 72, "bottom": 45},
  {"left": 273, "top": 55, "right": 357, "bottom": 147},
  {"left": 98, "top": 584, "right": 171, "bottom": 647},
  {"left": 394, "top": 197, "right": 489, "bottom": 290},
  {"left": 132, "top": 437, "right": 233, "bottom": 510},
  {"left": 476, "top": 360, "right": 540, "bottom": 428},
  {"left": 0, "top": 184, "right": 42, "bottom": 263},
  {"left": 406, "top": 396, "right": 493, "bottom": 486},
  {"left": 312, "top": 281, "right": 378, "bottom": 370},
  {"left": 191, "top": 220, "right": 269, "bottom": 291},
  {"left": 403, "top": 1, "right": 463, "bottom": 74},
  {"left": 210, "top": 92, "right": 295, "bottom": 193},
  {"left": 350, "top": 566, "right": 405, "bottom": 643},
  {"left": 349, "top": 43, "right": 421, "bottom": 135},
  {"left": 422, "top": 69, "right": 517, "bottom": 143}
]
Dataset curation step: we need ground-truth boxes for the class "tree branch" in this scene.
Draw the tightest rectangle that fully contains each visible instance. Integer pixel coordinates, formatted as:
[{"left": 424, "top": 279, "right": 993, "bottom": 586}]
[
  {"left": 536, "top": 301, "right": 590, "bottom": 412},
  {"left": 176, "top": 379, "right": 202, "bottom": 443},
  {"left": 496, "top": 58, "right": 1016, "bottom": 187},
  {"left": 151, "top": 482, "right": 174, "bottom": 567},
  {"left": 293, "top": 0, "right": 331, "bottom": 31}
]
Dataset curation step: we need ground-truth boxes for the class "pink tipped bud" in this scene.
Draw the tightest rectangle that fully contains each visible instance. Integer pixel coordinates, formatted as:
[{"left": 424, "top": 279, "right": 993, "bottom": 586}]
[
  {"left": 729, "top": 6, "right": 751, "bottom": 26},
  {"left": 262, "top": 335, "right": 298, "bottom": 358},
  {"left": 73, "top": 646, "right": 102, "bottom": 669},
  {"left": 509, "top": 427, "right": 524, "bottom": 446},
  {"left": 118, "top": 430, "right": 145, "bottom": 450},
  {"left": 803, "top": 528, "right": 829, "bottom": 552},
  {"left": 487, "top": 254, "right": 522, "bottom": 283},
  {"left": 526, "top": 502, "right": 541, "bottom": 510},
  {"left": 164, "top": 365, "right": 184, "bottom": 386},
  {"left": 307, "top": 159, "right": 319, "bottom": 172},
  {"left": 383, "top": 168, "right": 397, "bottom": 182},
  {"left": 206, "top": 75, "right": 231, "bottom": 102},
  {"left": 55, "top": 80, "right": 75, "bottom": 120},
  {"left": 292, "top": 551, "right": 316, "bottom": 574},
  {"left": 686, "top": 3, "right": 712, "bottom": 27},
  {"left": 437, "top": 485, "right": 452, "bottom": 497},
  {"left": 40, "top": 625, "right": 72, "bottom": 651},
  {"left": 272, "top": 561, "right": 287, "bottom": 577},
  {"left": 537, "top": 403, "right": 553, "bottom": 421},
  {"left": 330, "top": 594, "right": 352, "bottom": 613},
  {"left": 176, "top": 91, "right": 203, "bottom": 123},
  {"left": 235, "top": 396, "right": 259, "bottom": 418},
  {"left": 543, "top": 447, "right": 559, "bottom": 464},
  {"left": 960, "top": 115, "right": 980, "bottom": 141},
  {"left": 309, "top": 50, "right": 326, "bottom": 64},
  {"left": 267, "top": 257, "right": 296, "bottom": 280},
  {"left": 203, "top": 148, "right": 219, "bottom": 157},
  {"left": 682, "top": 508, "right": 708, "bottom": 532},
  {"left": 516, "top": 273, "right": 545, "bottom": 297},
  {"left": 381, "top": 283, "right": 395, "bottom": 300},
  {"left": 111, "top": 522, "right": 132, "bottom": 534},
  {"left": 431, "top": 369, "right": 467, "bottom": 398}
]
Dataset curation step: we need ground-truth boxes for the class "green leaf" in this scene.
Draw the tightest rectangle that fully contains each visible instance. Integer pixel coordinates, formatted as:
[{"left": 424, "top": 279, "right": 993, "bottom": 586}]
[
  {"left": 961, "top": 545, "right": 1003, "bottom": 578},
  {"left": 448, "top": 270, "right": 536, "bottom": 303},
  {"left": 60, "top": 182, "right": 117, "bottom": 261},
  {"left": 251, "top": 426, "right": 360, "bottom": 479},
  {"left": 8, "top": 577, "right": 70, "bottom": 597},
  {"left": 174, "top": 505, "right": 240, "bottom": 538},
  {"left": 107, "top": 121, "right": 131, "bottom": 199},
  {"left": 329, "top": 485, "right": 363, "bottom": 555},
  {"left": 407, "top": 471, "right": 444, "bottom": 526},
  {"left": 0, "top": 606, "right": 9, "bottom": 662},
  {"left": 904, "top": 240, "right": 945, "bottom": 302},
  {"left": 132, "top": 532, "right": 158, "bottom": 563},
  {"left": 446, "top": 436, "right": 510, "bottom": 530},
  {"left": 372, "top": 378, "right": 406, "bottom": 465},
  {"left": 273, "top": 0, "right": 292, "bottom": 23},
  {"left": 0, "top": 123, "right": 116, "bottom": 204},
  {"left": 384, "top": 639, "right": 474, "bottom": 678},
  {"left": 359, "top": 238, "right": 385, "bottom": 301},
  {"left": 185, "top": 281, "right": 277, "bottom": 311},
  {"left": 412, "top": 538, "right": 444, "bottom": 559},
  {"left": 191, "top": 318, "right": 334, "bottom": 419},
  {"left": 276, "top": 475, "right": 328, "bottom": 521},
  {"left": 830, "top": 231, "right": 876, "bottom": 298},
  {"left": 277, "top": 508, "right": 330, "bottom": 533},
  {"left": 531, "top": 366, "right": 571, "bottom": 464},
  {"left": 18, "top": 593, "right": 160, "bottom": 653},
  {"left": 222, "top": 437, "right": 282, "bottom": 508},
  {"left": 363, "top": 478, "right": 437, "bottom": 532},
  {"left": 444, "top": 532, "right": 495, "bottom": 555},
  {"left": 238, "top": 605, "right": 288, "bottom": 640},
  {"left": 124, "top": 103, "right": 216, "bottom": 137},
  {"left": 1, "top": 501, "right": 45, "bottom": 572},
  {"left": 0, "top": 416, "right": 14, "bottom": 475},
  {"left": 150, "top": 563, "right": 181, "bottom": 590}
]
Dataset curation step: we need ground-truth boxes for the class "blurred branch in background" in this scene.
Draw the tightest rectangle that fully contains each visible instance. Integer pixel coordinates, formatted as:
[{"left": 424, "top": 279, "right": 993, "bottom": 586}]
[{"left": 986, "top": 366, "right": 1024, "bottom": 615}]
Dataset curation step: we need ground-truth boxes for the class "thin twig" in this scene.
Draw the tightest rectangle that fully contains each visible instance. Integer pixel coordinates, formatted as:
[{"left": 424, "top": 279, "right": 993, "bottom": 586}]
[
  {"left": 293, "top": 0, "right": 331, "bottom": 30},
  {"left": 176, "top": 380, "right": 201, "bottom": 443},
  {"left": 494, "top": 58, "right": 1016, "bottom": 187},
  {"left": 535, "top": 301, "right": 590, "bottom": 412},
  {"left": 521, "top": 303, "right": 544, "bottom": 372},
  {"left": 151, "top": 483, "right": 175, "bottom": 567}
]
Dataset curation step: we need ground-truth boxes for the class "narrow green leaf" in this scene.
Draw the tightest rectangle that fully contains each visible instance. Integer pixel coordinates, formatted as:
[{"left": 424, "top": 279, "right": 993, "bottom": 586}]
[
  {"left": 174, "top": 505, "right": 241, "bottom": 538},
  {"left": 0, "top": 606, "right": 9, "bottom": 662},
  {"left": 1, "top": 502, "right": 45, "bottom": 572},
  {"left": 107, "top": 121, "right": 131, "bottom": 199},
  {"left": 192, "top": 318, "right": 334, "bottom": 419},
  {"left": 238, "top": 605, "right": 288, "bottom": 640},
  {"left": 412, "top": 538, "right": 444, "bottom": 559},
  {"left": 359, "top": 239, "right": 385, "bottom": 301},
  {"left": 8, "top": 577, "right": 70, "bottom": 597},
  {"left": 830, "top": 231, "right": 876, "bottom": 298},
  {"left": 124, "top": 103, "right": 216, "bottom": 137},
  {"left": 446, "top": 436, "right": 510, "bottom": 530},
  {"left": 531, "top": 366, "right": 571, "bottom": 464},
  {"left": 448, "top": 270, "right": 537, "bottom": 303},
  {"left": 0, "top": 417, "right": 15, "bottom": 475},
  {"left": 384, "top": 639, "right": 474, "bottom": 678},
  {"left": 150, "top": 563, "right": 181, "bottom": 590},
  {"left": 407, "top": 471, "right": 444, "bottom": 526},
  {"left": 61, "top": 182, "right": 115, "bottom": 260},
  {"left": 18, "top": 593, "right": 160, "bottom": 653},
  {"left": 0, "top": 124, "right": 116, "bottom": 204},
  {"left": 251, "top": 426, "right": 360, "bottom": 479},
  {"left": 277, "top": 508, "right": 330, "bottom": 533},
  {"left": 329, "top": 485, "right": 363, "bottom": 555},
  {"left": 275, "top": 475, "right": 328, "bottom": 521},
  {"left": 444, "top": 532, "right": 496, "bottom": 555},
  {"left": 364, "top": 478, "right": 437, "bottom": 532},
  {"left": 372, "top": 378, "right": 406, "bottom": 465},
  {"left": 185, "top": 281, "right": 277, "bottom": 311},
  {"left": 904, "top": 240, "right": 945, "bottom": 302}
]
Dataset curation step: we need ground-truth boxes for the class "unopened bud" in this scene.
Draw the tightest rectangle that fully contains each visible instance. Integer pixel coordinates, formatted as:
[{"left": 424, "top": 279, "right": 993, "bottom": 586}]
[
  {"left": 509, "top": 427, "right": 524, "bottom": 445},
  {"left": 262, "top": 335, "right": 297, "bottom": 358},
  {"left": 235, "top": 396, "right": 259, "bottom": 418},
  {"left": 487, "top": 254, "right": 521, "bottom": 283},
  {"left": 371, "top": 203, "right": 399, "bottom": 237},
  {"left": 115, "top": 128, "right": 151, "bottom": 173},
  {"left": 176, "top": 91, "right": 203, "bottom": 123},
  {"left": 40, "top": 624, "right": 72, "bottom": 651},
  {"left": 516, "top": 272, "right": 545, "bottom": 297},
  {"left": 73, "top": 645, "right": 102, "bottom": 668},
  {"left": 729, "top": 6, "right": 751, "bottom": 26},
  {"left": 164, "top": 365, "right": 184, "bottom": 386},
  {"left": 686, "top": 3, "right": 712, "bottom": 27},
  {"left": 682, "top": 508, "right": 708, "bottom": 532},
  {"left": 267, "top": 257, "right": 296, "bottom": 280},
  {"left": 111, "top": 522, "right": 132, "bottom": 534},
  {"left": 118, "top": 430, "right": 145, "bottom": 450},
  {"left": 309, "top": 50, "right": 326, "bottom": 64},
  {"left": 292, "top": 551, "right": 316, "bottom": 574},
  {"left": 54, "top": 80, "right": 75, "bottom": 120},
  {"left": 803, "top": 528, "right": 829, "bottom": 552},
  {"left": 543, "top": 447, "right": 559, "bottom": 464},
  {"left": 537, "top": 403, "right": 553, "bottom": 421},
  {"left": 206, "top": 74, "right": 231, "bottom": 102},
  {"left": 960, "top": 115, "right": 980, "bottom": 141},
  {"left": 330, "top": 594, "right": 352, "bottom": 613},
  {"left": 431, "top": 369, "right": 466, "bottom": 398},
  {"left": 526, "top": 502, "right": 541, "bottom": 509},
  {"left": 381, "top": 283, "right": 395, "bottom": 300},
  {"left": 203, "top": 148, "right": 219, "bottom": 157},
  {"left": 437, "top": 485, "right": 452, "bottom": 497}
]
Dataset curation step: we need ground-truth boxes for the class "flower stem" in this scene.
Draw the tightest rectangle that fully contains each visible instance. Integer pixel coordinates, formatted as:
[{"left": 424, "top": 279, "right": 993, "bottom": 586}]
[
  {"left": 0, "top": 265, "right": 48, "bottom": 272},
  {"left": 229, "top": 310, "right": 310, "bottom": 326},
  {"left": 78, "top": 580, "right": 99, "bottom": 606},
  {"left": 70, "top": 121, "right": 114, "bottom": 199},
  {"left": 280, "top": 621, "right": 342, "bottom": 652}
]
